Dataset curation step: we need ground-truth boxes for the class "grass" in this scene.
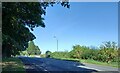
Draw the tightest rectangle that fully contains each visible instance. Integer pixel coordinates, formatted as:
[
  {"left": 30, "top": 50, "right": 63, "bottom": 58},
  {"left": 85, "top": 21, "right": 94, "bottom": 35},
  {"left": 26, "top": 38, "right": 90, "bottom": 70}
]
[
  {"left": 52, "top": 57, "right": 118, "bottom": 68},
  {"left": 80, "top": 59, "right": 118, "bottom": 68},
  {"left": 2, "top": 57, "right": 26, "bottom": 73}
]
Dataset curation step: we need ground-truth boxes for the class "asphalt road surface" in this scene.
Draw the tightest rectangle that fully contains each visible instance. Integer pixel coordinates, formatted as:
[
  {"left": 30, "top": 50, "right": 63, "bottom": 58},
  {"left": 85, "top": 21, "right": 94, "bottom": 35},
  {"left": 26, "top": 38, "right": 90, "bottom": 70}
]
[{"left": 19, "top": 57, "right": 119, "bottom": 73}]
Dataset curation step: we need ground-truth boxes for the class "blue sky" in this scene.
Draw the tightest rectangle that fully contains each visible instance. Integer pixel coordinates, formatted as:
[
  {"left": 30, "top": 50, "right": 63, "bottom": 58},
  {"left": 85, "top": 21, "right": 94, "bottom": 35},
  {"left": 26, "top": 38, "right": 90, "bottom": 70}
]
[{"left": 32, "top": 2, "right": 118, "bottom": 54}]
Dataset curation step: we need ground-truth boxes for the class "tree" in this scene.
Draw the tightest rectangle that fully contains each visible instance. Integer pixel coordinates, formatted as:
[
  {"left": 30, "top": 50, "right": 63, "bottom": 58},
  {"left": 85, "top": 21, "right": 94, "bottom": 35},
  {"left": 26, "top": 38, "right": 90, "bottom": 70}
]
[
  {"left": 98, "top": 41, "right": 118, "bottom": 63},
  {"left": 26, "top": 41, "right": 41, "bottom": 55},
  {"left": 49, "top": 41, "right": 118, "bottom": 63},
  {"left": 2, "top": 2, "right": 70, "bottom": 57},
  {"left": 20, "top": 51, "right": 28, "bottom": 56},
  {"left": 69, "top": 45, "right": 84, "bottom": 59},
  {"left": 51, "top": 51, "right": 70, "bottom": 58},
  {"left": 35, "top": 46, "right": 41, "bottom": 55},
  {"left": 26, "top": 41, "right": 35, "bottom": 55},
  {"left": 45, "top": 51, "right": 51, "bottom": 58}
]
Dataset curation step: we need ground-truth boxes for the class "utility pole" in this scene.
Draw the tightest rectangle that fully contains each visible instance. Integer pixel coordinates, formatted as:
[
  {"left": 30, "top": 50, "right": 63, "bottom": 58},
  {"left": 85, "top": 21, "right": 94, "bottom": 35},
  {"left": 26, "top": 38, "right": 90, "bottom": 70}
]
[
  {"left": 54, "top": 36, "right": 58, "bottom": 52},
  {"left": 57, "top": 39, "right": 58, "bottom": 51}
]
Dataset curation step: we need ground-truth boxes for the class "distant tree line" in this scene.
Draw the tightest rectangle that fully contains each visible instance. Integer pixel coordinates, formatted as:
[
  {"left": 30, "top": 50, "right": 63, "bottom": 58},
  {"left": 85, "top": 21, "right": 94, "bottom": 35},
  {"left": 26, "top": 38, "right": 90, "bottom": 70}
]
[
  {"left": 20, "top": 41, "right": 41, "bottom": 56},
  {"left": 50, "top": 41, "right": 118, "bottom": 63}
]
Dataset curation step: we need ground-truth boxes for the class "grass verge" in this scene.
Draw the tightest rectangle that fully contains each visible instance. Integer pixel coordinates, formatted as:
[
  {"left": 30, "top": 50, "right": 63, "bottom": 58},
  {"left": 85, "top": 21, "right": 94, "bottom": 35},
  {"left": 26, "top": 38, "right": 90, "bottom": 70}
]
[
  {"left": 80, "top": 59, "right": 118, "bottom": 68},
  {"left": 2, "top": 57, "right": 26, "bottom": 73}
]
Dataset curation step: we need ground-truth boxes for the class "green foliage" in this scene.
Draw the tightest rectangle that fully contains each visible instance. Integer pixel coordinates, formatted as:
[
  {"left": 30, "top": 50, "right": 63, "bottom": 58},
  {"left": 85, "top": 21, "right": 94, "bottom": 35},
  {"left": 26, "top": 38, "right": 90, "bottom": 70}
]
[
  {"left": 45, "top": 50, "right": 52, "bottom": 58},
  {"left": 35, "top": 46, "right": 41, "bottom": 55},
  {"left": 51, "top": 51, "right": 70, "bottom": 58},
  {"left": 70, "top": 45, "right": 82, "bottom": 59},
  {"left": 2, "top": 2, "right": 70, "bottom": 57},
  {"left": 51, "top": 41, "right": 118, "bottom": 63},
  {"left": 69, "top": 45, "right": 92, "bottom": 59},
  {"left": 2, "top": 58, "right": 26, "bottom": 72},
  {"left": 97, "top": 41, "right": 118, "bottom": 63},
  {"left": 41, "top": 54, "right": 46, "bottom": 58},
  {"left": 26, "top": 41, "right": 41, "bottom": 55},
  {"left": 20, "top": 51, "right": 28, "bottom": 56}
]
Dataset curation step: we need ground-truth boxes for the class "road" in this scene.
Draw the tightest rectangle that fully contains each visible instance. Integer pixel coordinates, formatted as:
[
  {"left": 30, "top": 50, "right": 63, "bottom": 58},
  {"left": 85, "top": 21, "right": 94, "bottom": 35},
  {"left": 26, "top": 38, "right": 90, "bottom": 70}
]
[{"left": 19, "top": 57, "right": 119, "bottom": 73}]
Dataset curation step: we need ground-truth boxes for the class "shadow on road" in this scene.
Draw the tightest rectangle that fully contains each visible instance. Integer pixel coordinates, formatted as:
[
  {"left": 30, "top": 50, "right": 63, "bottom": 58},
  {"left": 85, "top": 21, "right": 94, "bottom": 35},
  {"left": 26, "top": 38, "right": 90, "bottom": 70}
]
[
  {"left": 2, "top": 57, "right": 119, "bottom": 73},
  {"left": 19, "top": 57, "right": 99, "bottom": 73}
]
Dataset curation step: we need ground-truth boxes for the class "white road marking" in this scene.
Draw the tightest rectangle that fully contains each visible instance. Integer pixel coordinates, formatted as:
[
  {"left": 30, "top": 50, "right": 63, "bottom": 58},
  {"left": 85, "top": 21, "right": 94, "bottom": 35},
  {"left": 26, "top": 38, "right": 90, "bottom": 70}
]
[
  {"left": 77, "top": 65, "right": 102, "bottom": 71},
  {"left": 44, "top": 69, "right": 48, "bottom": 71}
]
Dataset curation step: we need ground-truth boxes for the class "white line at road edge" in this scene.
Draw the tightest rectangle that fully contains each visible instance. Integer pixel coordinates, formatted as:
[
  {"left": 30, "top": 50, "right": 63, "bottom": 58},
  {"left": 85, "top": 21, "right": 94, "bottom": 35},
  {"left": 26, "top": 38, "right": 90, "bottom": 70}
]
[
  {"left": 77, "top": 65, "right": 102, "bottom": 71},
  {"left": 44, "top": 69, "right": 48, "bottom": 71}
]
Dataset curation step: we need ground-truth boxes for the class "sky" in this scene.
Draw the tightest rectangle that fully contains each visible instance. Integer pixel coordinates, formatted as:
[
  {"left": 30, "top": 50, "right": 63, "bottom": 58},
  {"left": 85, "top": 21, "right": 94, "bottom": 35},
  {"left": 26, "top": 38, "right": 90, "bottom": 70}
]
[{"left": 31, "top": 2, "right": 118, "bottom": 54}]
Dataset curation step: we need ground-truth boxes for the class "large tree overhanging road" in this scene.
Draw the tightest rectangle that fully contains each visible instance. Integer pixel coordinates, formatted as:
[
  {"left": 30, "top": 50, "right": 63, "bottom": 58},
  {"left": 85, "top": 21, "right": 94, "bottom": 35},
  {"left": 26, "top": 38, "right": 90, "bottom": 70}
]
[{"left": 19, "top": 57, "right": 119, "bottom": 73}]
